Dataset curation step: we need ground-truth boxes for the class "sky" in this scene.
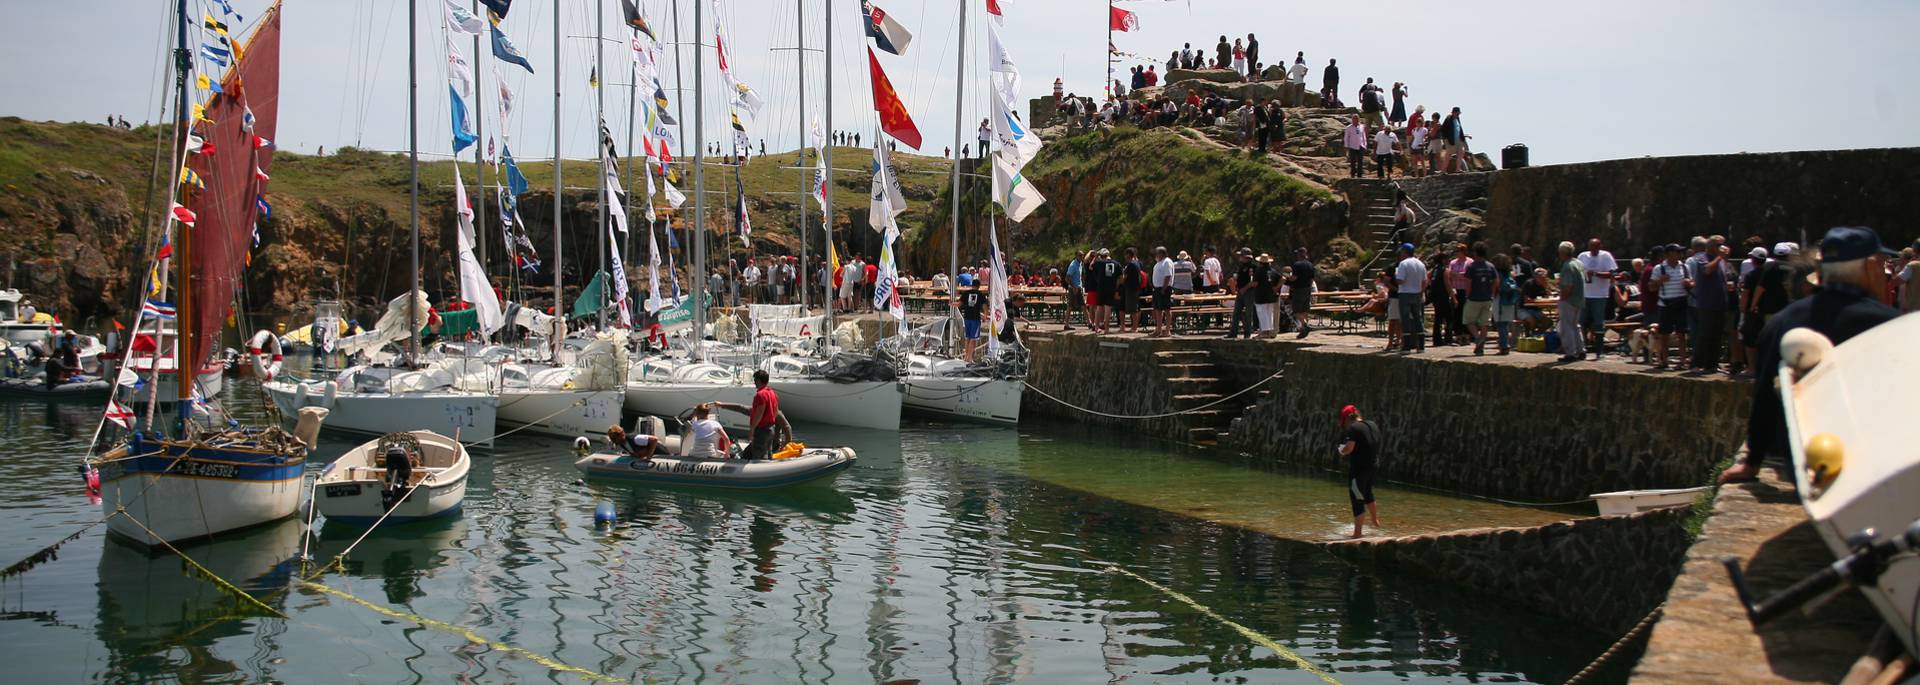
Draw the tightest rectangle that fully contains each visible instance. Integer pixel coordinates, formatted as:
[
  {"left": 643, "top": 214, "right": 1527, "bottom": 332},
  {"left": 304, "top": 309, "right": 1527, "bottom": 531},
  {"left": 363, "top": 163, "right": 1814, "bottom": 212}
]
[{"left": 5, "top": 0, "right": 1918, "bottom": 167}]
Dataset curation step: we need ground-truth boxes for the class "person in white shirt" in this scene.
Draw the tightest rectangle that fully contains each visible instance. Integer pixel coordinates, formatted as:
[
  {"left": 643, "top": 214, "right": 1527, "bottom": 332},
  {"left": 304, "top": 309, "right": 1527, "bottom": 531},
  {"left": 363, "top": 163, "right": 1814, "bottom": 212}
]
[
  {"left": 1150, "top": 246, "right": 1175, "bottom": 337},
  {"left": 1289, "top": 60, "right": 1308, "bottom": 85},
  {"left": 1342, "top": 115, "right": 1369, "bottom": 178},
  {"left": 1407, "top": 123, "right": 1428, "bottom": 177},
  {"left": 976, "top": 119, "right": 992, "bottom": 159},
  {"left": 1392, "top": 243, "right": 1429, "bottom": 352},
  {"left": 1371, "top": 127, "right": 1399, "bottom": 179},
  {"left": 742, "top": 261, "right": 762, "bottom": 304},
  {"left": 682, "top": 403, "right": 731, "bottom": 458},
  {"left": 930, "top": 272, "right": 950, "bottom": 291},
  {"left": 1573, "top": 238, "right": 1619, "bottom": 356},
  {"left": 1649, "top": 244, "right": 1690, "bottom": 369}
]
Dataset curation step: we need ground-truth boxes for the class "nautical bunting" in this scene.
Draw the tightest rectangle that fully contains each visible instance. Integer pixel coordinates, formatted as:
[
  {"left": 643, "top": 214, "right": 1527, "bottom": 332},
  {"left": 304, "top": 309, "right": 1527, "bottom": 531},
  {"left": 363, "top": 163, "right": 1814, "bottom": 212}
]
[
  {"left": 491, "top": 22, "right": 534, "bottom": 73},
  {"left": 445, "top": 0, "right": 485, "bottom": 34},
  {"left": 862, "top": 1, "right": 914, "bottom": 56},
  {"left": 170, "top": 203, "right": 197, "bottom": 227},
  {"left": 866, "top": 47, "right": 922, "bottom": 149},
  {"left": 104, "top": 399, "right": 134, "bottom": 429},
  {"left": 142, "top": 299, "right": 178, "bottom": 320}
]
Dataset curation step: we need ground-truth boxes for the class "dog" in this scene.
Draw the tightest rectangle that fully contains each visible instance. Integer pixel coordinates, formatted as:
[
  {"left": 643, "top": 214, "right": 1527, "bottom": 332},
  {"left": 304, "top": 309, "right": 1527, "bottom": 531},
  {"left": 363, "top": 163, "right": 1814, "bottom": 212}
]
[{"left": 1627, "top": 327, "right": 1653, "bottom": 360}]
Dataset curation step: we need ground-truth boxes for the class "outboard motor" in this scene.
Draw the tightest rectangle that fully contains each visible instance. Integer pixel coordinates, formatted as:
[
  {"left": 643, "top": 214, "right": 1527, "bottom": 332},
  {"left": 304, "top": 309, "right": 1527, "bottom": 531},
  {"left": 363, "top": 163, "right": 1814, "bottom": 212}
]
[{"left": 381, "top": 445, "right": 414, "bottom": 511}]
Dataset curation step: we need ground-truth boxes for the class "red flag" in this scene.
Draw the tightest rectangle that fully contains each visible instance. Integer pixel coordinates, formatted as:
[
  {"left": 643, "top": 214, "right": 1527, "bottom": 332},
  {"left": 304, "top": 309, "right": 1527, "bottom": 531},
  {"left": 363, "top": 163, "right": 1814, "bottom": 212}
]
[
  {"left": 866, "top": 47, "right": 922, "bottom": 150},
  {"left": 641, "top": 135, "right": 656, "bottom": 159},
  {"left": 660, "top": 140, "right": 673, "bottom": 164},
  {"left": 170, "top": 203, "right": 197, "bottom": 227},
  {"left": 1109, "top": 6, "right": 1137, "bottom": 32}
]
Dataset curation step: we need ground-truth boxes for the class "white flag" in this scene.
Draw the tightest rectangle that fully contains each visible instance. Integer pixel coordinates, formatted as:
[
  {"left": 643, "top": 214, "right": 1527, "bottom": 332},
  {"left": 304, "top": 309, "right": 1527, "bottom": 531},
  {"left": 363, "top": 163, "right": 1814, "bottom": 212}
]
[
  {"left": 445, "top": 0, "right": 485, "bottom": 35},
  {"left": 992, "top": 152, "right": 1046, "bottom": 223},
  {"left": 869, "top": 126, "right": 906, "bottom": 233},
  {"left": 452, "top": 164, "right": 505, "bottom": 335},
  {"left": 987, "top": 21, "right": 1018, "bottom": 75},
  {"left": 495, "top": 67, "right": 515, "bottom": 144},
  {"left": 663, "top": 177, "right": 687, "bottom": 209},
  {"left": 986, "top": 218, "right": 1010, "bottom": 354},
  {"left": 446, "top": 35, "right": 474, "bottom": 98},
  {"left": 873, "top": 226, "right": 904, "bottom": 320},
  {"left": 645, "top": 215, "right": 667, "bottom": 313}
]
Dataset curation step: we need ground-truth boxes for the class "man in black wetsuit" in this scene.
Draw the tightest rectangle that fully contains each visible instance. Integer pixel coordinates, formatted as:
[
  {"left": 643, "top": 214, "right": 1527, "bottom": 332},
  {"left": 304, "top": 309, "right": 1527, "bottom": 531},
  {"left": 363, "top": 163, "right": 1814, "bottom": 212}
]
[{"left": 1337, "top": 404, "right": 1382, "bottom": 538}]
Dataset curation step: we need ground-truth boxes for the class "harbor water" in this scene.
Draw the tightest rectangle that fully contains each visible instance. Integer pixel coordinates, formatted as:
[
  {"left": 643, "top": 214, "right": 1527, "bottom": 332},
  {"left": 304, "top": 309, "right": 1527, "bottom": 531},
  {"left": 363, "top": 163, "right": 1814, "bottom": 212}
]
[{"left": 0, "top": 381, "right": 1617, "bottom": 683}]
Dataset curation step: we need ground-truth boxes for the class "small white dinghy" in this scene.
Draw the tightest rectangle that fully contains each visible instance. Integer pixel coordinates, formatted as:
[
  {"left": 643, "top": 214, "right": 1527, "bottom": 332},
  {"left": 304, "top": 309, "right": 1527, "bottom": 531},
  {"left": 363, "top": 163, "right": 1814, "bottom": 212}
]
[
  {"left": 1590, "top": 486, "right": 1710, "bottom": 517},
  {"left": 573, "top": 416, "right": 856, "bottom": 489},
  {"left": 315, "top": 431, "right": 470, "bottom": 526}
]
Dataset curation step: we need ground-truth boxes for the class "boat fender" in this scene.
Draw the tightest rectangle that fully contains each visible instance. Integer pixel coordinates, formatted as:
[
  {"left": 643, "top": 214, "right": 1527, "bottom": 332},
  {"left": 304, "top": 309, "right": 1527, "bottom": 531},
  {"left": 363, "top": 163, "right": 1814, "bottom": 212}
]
[
  {"left": 294, "top": 382, "right": 310, "bottom": 406},
  {"left": 594, "top": 500, "right": 617, "bottom": 527},
  {"left": 572, "top": 436, "right": 592, "bottom": 456},
  {"left": 246, "top": 329, "right": 285, "bottom": 381},
  {"left": 322, "top": 380, "right": 339, "bottom": 408}
]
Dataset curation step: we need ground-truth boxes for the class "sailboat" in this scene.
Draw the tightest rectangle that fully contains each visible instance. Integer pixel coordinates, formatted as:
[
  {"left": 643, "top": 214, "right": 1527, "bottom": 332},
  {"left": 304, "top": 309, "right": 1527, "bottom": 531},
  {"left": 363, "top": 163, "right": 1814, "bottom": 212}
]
[
  {"left": 260, "top": 0, "right": 502, "bottom": 444},
  {"left": 89, "top": 0, "right": 330, "bottom": 549},
  {"left": 615, "top": 0, "right": 904, "bottom": 432}
]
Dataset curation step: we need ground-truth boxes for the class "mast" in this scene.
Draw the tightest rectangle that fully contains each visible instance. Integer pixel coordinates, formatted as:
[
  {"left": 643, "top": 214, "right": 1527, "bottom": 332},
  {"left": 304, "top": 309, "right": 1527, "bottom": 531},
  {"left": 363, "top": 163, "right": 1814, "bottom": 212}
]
[
  {"left": 670, "top": 0, "right": 687, "bottom": 265},
  {"left": 948, "top": 0, "right": 967, "bottom": 343},
  {"left": 793, "top": 0, "right": 808, "bottom": 309},
  {"left": 595, "top": 0, "right": 608, "bottom": 329},
  {"left": 820, "top": 0, "right": 834, "bottom": 336},
  {"left": 551, "top": 0, "right": 565, "bottom": 357},
  {"left": 406, "top": 0, "right": 420, "bottom": 365},
  {"left": 173, "top": 0, "right": 193, "bottom": 405},
  {"left": 1105, "top": 0, "right": 1113, "bottom": 103},
  {"left": 472, "top": 0, "right": 488, "bottom": 279},
  {"left": 691, "top": 0, "right": 707, "bottom": 358}
]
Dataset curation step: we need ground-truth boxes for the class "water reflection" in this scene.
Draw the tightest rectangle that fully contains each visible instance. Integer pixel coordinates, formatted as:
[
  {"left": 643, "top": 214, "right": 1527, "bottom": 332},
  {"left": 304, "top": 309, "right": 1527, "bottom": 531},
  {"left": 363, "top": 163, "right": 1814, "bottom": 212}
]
[{"left": 0, "top": 386, "right": 1615, "bottom": 684}]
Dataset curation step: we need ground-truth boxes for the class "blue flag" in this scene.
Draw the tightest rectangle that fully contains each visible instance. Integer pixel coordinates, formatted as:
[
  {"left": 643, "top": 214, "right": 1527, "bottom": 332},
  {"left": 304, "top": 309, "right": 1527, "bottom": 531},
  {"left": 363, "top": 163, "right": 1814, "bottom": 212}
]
[
  {"left": 480, "top": 0, "right": 512, "bottom": 19},
  {"left": 502, "top": 147, "right": 529, "bottom": 195},
  {"left": 491, "top": 24, "right": 534, "bottom": 73},
  {"left": 449, "top": 85, "right": 478, "bottom": 153},
  {"left": 200, "top": 48, "right": 229, "bottom": 67}
]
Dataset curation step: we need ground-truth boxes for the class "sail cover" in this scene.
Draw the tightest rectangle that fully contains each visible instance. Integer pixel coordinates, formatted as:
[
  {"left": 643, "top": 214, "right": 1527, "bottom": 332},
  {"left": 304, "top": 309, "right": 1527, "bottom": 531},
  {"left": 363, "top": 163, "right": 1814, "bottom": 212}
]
[{"left": 185, "top": 3, "right": 280, "bottom": 372}]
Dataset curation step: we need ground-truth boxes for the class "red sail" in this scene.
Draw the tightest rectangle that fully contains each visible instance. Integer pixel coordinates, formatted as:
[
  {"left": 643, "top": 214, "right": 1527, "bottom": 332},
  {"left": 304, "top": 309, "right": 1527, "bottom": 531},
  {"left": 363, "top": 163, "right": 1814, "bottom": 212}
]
[{"left": 184, "top": 3, "right": 280, "bottom": 372}]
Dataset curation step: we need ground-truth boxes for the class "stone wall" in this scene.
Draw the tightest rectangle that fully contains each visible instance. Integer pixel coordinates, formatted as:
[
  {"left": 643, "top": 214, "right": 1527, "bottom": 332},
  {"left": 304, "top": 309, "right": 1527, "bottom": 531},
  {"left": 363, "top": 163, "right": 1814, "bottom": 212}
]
[
  {"left": 1021, "top": 335, "right": 1749, "bottom": 503},
  {"left": 1321, "top": 505, "right": 1695, "bottom": 634},
  {"left": 1483, "top": 148, "right": 1920, "bottom": 261},
  {"left": 1393, "top": 172, "right": 1493, "bottom": 214}
]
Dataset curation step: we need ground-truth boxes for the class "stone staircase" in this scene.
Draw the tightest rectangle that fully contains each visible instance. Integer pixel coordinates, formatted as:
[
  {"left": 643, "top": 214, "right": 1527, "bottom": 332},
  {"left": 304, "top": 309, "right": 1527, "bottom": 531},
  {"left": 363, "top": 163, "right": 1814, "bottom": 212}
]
[
  {"left": 1338, "top": 178, "right": 1406, "bottom": 277},
  {"left": 1154, "top": 348, "right": 1269, "bottom": 446}
]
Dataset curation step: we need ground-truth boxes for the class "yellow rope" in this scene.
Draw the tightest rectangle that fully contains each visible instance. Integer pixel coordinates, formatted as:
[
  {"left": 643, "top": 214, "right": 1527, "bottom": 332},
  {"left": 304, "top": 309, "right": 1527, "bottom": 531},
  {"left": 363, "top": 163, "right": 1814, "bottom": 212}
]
[
  {"left": 297, "top": 580, "right": 621, "bottom": 683},
  {"left": 1101, "top": 563, "right": 1343, "bottom": 685}
]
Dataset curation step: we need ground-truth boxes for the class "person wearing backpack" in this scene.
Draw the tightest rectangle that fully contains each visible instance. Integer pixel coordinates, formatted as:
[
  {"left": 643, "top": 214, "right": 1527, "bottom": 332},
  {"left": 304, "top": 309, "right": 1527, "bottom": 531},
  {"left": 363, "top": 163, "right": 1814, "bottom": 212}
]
[{"left": 1337, "top": 405, "right": 1384, "bottom": 538}]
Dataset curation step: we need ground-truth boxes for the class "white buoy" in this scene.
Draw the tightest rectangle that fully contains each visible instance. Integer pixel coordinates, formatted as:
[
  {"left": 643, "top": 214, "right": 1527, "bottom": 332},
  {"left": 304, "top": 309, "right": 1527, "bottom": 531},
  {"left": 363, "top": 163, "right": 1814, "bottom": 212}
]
[{"left": 1781, "top": 328, "right": 1834, "bottom": 375}]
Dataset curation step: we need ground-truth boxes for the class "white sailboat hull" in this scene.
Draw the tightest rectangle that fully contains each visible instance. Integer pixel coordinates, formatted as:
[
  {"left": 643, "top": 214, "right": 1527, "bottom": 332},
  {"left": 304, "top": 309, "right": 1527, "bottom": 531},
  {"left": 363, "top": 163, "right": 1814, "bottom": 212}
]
[
  {"left": 902, "top": 376, "right": 1023, "bottom": 425},
  {"left": 496, "top": 388, "right": 625, "bottom": 438},
  {"left": 623, "top": 378, "right": 903, "bottom": 431},
  {"left": 96, "top": 442, "right": 305, "bottom": 548},
  {"left": 263, "top": 380, "right": 499, "bottom": 446}
]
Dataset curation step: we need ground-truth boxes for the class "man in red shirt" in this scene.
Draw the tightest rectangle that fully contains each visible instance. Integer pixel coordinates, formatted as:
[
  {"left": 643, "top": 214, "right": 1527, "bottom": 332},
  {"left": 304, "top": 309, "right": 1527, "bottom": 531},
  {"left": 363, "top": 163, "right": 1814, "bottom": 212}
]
[
  {"left": 746, "top": 369, "right": 780, "bottom": 460},
  {"left": 863, "top": 260, "right": 879, "bottom": 304}
]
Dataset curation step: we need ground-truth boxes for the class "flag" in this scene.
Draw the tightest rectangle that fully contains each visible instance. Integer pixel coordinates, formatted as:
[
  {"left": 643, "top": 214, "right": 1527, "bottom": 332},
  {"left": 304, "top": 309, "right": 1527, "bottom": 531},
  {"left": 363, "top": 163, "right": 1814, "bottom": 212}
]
[
  {"left": 862, "top": 1, "right": 914, "bottom": 56},
  {"left": 179, "top": 166, "right": 203, "bottom": 190},
  {"left": 652, "top": 83, "right": 677, "bottom": 125},
  {"left": 254, "top": 166, "right": 270, "bottom": 182},
  {"left": 987, "top": 21, "right": 1018, "bottom": 75},
  {"left": 104, "top": 399, "right": 134, "bottom": 429},
  {"left": 170, "top": 203, "right": 197, "bottom": 227},
  {"left": 645, "top": 211, "right": 667, "bottom": 313},
  {"left": 992, "top": 98, "right": 1043, "bottom": 169},
  {"left": 663, "top": 177, "right": 686, "bottom": 209},
  {"left": 873, "top": 227, "right": 904, "bottom": 320},
  {"left": 445, "top": 0, "right": 485, "bottom": 34},
  {"left": 992, "top": 153, "right": 1046, "bottom": 222},
  {"left": 241, "top": 102, "right": 255, "bottom": 133},
  {"left": 452, "top": 164, "right": 504, "bottom": 335},
  {"left": 252, "top": 135, "right": 272, "bottom": 149},
  {"left": 985, "top": 0, "right": 1004, "bottom": 26},
  {"left": 733, "top": 171, "right": 752, "bottom": 247},
  {"left": 622, "top": 0, "right": 654, "bottom": 38},
  {"left": 200, "top": 46, "right": 229, "bottom": 67},
  {"left": 729, "top": 79, "right": 765, "bottom": 120},
  {"left": 195, "top": 73, "right": 224, "bottom": 94},
  {"left": 203, "top": 14, "right": 230, "bottom": 38},
  {"left": 496, "top": 67, "right": 515, "bottom": 142},
  {"left": 155, "top": 234, "right": 173, "bottom": 260},
  {"left": 449, "top": 85, "right": 478, "bottom": 153},
  {"left": 480, "top": 0, "right": 512, "bottom": 19},
  {"left": 191, "top": 102, "right": 213, "bottom": 124},
  {"left": 729, "top": 111, "right": 751, "bottom": 159},
  {"left": 256, "top": 196, "right": 272, "bottom": 218},
  {"left": 446, "top": 34, "right": 475, "bottom": 97},
  {"left": 142, "top": 299, "right": 178, "bottom": 320},
  {"left": 867, "top": 47, "right": 922, "bottom": 149},
  {"left": 869, "top": 127, "right": 905, "bottom": 233},
  {"left": 1109, "top": 6, "right": 1139, "bottom": 31},
  {"left": 491, "top": 23, "right": 534, "bottom": 73},
  {"left": 502, "top": 147, "right": 529, "bottom": 195},
  {"left": 986, "top": 218, "right": 1010, "bottom": 353}
]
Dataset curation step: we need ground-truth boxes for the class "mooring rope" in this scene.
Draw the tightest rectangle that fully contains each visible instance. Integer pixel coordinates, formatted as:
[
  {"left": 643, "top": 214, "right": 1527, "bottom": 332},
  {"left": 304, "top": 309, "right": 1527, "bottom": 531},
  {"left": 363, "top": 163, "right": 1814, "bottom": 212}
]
[
  {"left": 296, "top": 580, "right": 622, "bottom": 682},
  {"left": 1021, "top": 368, "right": 1285, "bottom": 421},
  {"left": 1562, "top": 602, "right": 1664, "bottom": 685},
  {"left": 1099, "top": 561, "right": 1343, "bottom": 684}
]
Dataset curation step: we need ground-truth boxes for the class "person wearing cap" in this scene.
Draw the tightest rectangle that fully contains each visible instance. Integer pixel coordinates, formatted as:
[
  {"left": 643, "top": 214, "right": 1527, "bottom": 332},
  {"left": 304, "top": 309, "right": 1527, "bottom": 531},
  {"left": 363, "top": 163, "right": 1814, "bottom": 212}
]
[
  {"left": 1649, "top": 243, "right": 1691, "bottom": 370},
  {"left": 1336, "top": 404, "right": 1383, "bottom": 538},
  {"left": 1720, "top": 227, "right": 1901, "bottom": 484},
  {"left": 1732, "top": 245, "right": 1772, "bottom": 373},
  {"left": 1391, "top": 243, "right": 1427, "bottom": 352},
  {"left": 1226, "top": 248, "right": 1258, "bottom": 339}
]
